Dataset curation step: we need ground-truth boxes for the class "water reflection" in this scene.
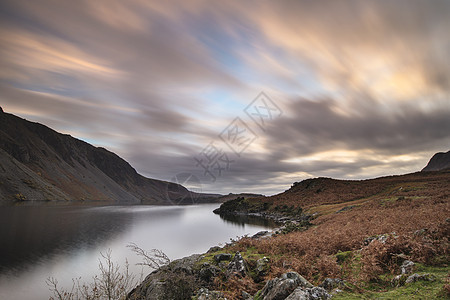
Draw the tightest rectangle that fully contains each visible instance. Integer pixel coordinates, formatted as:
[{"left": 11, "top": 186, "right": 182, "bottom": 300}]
[
  {"left": 0, "top": 204, "right": 275, "bottom": 300},
  {"left": 0, "top": 206, "right": 131, "bottom": 273},
  {"left": 218, "top": 213, "right": 279, "bottom": 228}
]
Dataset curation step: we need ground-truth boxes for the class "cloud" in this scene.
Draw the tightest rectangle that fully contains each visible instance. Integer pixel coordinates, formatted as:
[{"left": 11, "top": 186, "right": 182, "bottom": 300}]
[{"left": 1, "top": 0, "right": 449, "bottom": 195}]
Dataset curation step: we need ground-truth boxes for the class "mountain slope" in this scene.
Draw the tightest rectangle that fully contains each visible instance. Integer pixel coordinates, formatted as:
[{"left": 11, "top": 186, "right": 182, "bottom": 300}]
[
  {"left": 0, "top": 108, "right": 219, "bottom": 205},
  {"left": 422, "top": 150, "right": 450, "bottom": 171}
]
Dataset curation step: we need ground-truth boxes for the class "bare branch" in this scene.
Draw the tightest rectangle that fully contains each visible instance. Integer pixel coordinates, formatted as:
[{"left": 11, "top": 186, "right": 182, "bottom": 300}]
[{"left": 127, "top": 243, "right": 170, "bottom": 269}]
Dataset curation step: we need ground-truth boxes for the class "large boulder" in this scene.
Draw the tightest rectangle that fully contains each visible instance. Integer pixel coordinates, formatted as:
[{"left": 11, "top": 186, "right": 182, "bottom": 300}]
[
  {"left": 127, "top": 254, "right": 201, "bottom": 300},
  {"left": 214, "top": 253, "right": 232, "bottom": 263},
  {"left": 259, "top": 272, "right": 313, "bottom": 300},
  {"left": 285, "top": 287, "right": 331, "bottom": 300}
]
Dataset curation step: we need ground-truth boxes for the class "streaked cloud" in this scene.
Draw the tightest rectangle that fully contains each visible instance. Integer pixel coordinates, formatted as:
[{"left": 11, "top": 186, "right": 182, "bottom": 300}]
[{"left": 0, "top": 0, "right": 449, "bottom": 195}]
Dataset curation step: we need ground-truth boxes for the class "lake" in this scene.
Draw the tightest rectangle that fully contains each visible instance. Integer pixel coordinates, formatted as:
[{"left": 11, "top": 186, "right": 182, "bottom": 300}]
[{"left": 0, "top": 204, "right": 275, "bottom": 299}]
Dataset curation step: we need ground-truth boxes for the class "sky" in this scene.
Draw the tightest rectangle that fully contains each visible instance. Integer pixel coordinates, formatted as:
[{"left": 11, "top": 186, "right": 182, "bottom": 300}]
[{"left": 1, "top": 0, "right": 449, "bottom": 195}]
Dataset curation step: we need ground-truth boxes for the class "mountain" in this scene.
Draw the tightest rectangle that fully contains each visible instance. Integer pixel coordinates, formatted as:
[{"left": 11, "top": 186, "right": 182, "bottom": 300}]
[
  {"left": 0, "top": 107, "right": 220, "bottom": 205},
  {"left": 422, "top": 150, "right": 450, "bottom": 171}
]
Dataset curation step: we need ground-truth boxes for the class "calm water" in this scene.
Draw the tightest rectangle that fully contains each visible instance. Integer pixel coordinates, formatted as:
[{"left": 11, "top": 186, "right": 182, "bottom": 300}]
[{"left": 0, "top": 204, "right": 276, "bottom": 300}]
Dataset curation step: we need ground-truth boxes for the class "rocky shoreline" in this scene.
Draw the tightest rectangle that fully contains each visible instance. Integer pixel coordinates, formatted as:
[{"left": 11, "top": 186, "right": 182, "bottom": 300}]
[
  {"left": 126, "top": 248, "right": 338, "bottom": 300},
  {"left": 127, "top": 205, "right": 321, "bottom": 299},
  {"left": 212, "top": 196, "right": 314, "bottom": 225}
]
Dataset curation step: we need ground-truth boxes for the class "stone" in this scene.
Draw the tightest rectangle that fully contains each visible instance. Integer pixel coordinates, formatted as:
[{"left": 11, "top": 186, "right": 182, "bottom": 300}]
[
  {"left": 227, "top": 252, "right": 247, "bottom": 276},
  {"left": 207, "top": 246, "right": 223, "bottom": 253},
  {"left": 127, "top": 254, "right": 201, "bottom": 300},
  {"left": 405, "top": 273, "right": 436, "bottom": 284},
  {"left": 195, "top": 288, "right": 226, "bottom": 300},
  {"left": 241, "top": 290, "right": 252, "bottom": 299},
  {"left": 259, "top": 272, "right": 313, "bottom": 300},
  {"left": 199, "top": 263, "right": 221, "bottom": 283},
  {"left": 254, "top": 257, "right": 270, "bottom": 282},
  {"left": 319, "top": 278, "right": 344, "bottom": 291},
  {"left": 285, "top": 287, "right": 331, "bottom": 300},
  {"left": 400, "top": 260, "right": 415, "bottom": 274},
  {"left": 391, "top": 274, "right": 408, "bottom": 287},
  {"left": 252, "top": 230, "right": 270, "bottom": 239},
  {"left": 214, "top": 253, "right": 232, "bottom": 263},
  {"left": 363, "top": 232, "right": 398, "bottom": 246}
]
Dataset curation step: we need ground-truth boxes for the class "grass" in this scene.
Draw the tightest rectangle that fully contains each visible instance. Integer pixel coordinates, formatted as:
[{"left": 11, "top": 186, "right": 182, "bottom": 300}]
[
  {"left": 307, "top": 197, "right": 370, "bottom": 216},
  {"left": 334, "top": 264, "right": 449, "bottom": 299}
]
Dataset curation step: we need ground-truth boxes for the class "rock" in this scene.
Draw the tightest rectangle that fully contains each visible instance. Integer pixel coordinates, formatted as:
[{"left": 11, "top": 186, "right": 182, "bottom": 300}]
[
  {"left": 254, "top": 257, "right": 270, "bottom": 281},
  {"left": 363, "top": 233, "right": 396, "bottom": 246},
  {"left": 227, "top": 252, "right": 247, "bottom": 276},
  {"left": 199, "top": 263, "right": 221, "bottom": 283},
  {"left": 252, "top": 230, "right": 270, "bottom": 239},
  {"left": 405, "top": 273, "right": 436, "bottom": 284},
  {"left": 140, "top": 278, "right": 166, "bottom": 300},
  {"left": 391, "top": 274, "right": 408, "bottom": 287},
  {"left": 207, "top": 246, "right": 223, "bottom": 253},
  {"left": 241, "top": 290, "right": 252, "bottom": 299},
  {"left": 127, "top": 254, "right": 201, "bottom": 299},
  {"left": 400, "top": 260, "right": 415, "bottom": 274},
  {"left": 285, "top": 287, "right": 331, "bottom": 300},
  {"left": 259, "top": 272, "right": 313, "bottom": 300},
  {"left": 214, "top": 253, "right": 232, "bottom": 263},
  {"left": 319, "top": 278, "right": 344, "bottom": 291},
  {"left": 195, "top": 288, "right": 226, "bottom": 300}
]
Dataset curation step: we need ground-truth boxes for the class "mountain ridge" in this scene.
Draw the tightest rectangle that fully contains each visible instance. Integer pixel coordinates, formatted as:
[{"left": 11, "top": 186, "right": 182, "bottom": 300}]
[{"left": 0, "top": 108, "right": 220, "bottom": 205}]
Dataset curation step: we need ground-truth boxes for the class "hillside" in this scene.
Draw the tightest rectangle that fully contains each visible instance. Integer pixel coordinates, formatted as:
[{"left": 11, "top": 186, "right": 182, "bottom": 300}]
[
  {"left": 214, "top": 170, "right": 450, "bottom": 217},
  {"left": 0, "top": 108, "right": 220, "bottom": 205}
]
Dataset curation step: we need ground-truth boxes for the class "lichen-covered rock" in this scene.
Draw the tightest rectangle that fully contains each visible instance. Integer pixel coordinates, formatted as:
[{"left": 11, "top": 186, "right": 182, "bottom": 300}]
[
  {"left": 199, "top": 263, "right": 221, "bottom": 283},
  {"left": 127, "top": 254, "right": 201, "bottom": 300},
  {"left": 363, "top": 233, "right": 392, "bottom": 246},
  {"left": 241, "top": 290, "right": 252, "bottom": 299},
  {"left": 254, "top": 257, "right": 270, "bottom": 282},
  {"left": 227, "top": 252, "right": 247, "bottom": 276},
  {"left": 391, "top": 274, "right": 408, "bottom": 287},
  {"left": 214, "top": 253, "right": 232, "bottom": 263},
  {"left": 285, "top": 287, "right": 331, "bottom": 300},
  {"left": 400, "top": 260, "right": 415, "bottom": 274},
  {"left": 207, "top": 246, "right": 223, "bottom": 253},
  {"left": 259, "top": 272, "right": 313, "bottom": 300},
  {"left": 195, "top": 288, "right": 226, "bottom": 300},
  {"left": 405, "top": 273, "right": 436, "bottom": 284},
  {"left": 319, "top": 278, "right": 344, "bottom": 291}
]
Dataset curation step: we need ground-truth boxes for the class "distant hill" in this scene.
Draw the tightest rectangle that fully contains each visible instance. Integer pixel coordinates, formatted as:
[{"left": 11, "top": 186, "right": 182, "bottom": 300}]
[
  {"left": 0, "top": 107, "right": 220, "bottom": 205},
  {"left": 217, "top": 193, "right": 265, "bottom": 202},
  {"left": 215, "top": 169, "right": 450, "bottom": 215},
  {"left": 422, "top": 150, "right": 450, "bottom": 172}
]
